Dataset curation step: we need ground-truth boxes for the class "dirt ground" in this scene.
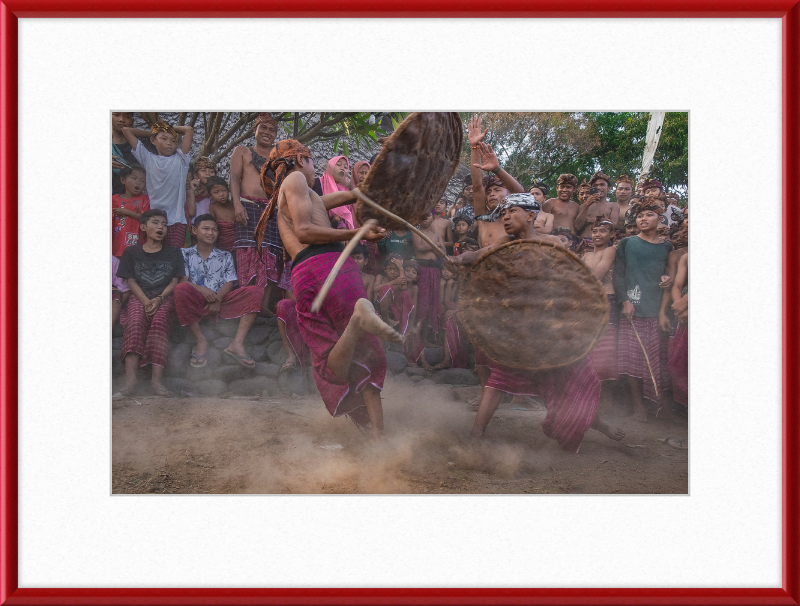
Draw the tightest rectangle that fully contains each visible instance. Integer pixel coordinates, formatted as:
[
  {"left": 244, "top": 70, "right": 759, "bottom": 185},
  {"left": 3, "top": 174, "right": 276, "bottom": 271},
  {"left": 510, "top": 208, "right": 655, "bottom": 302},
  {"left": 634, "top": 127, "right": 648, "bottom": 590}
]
[{"left": 112, "top": 375, "right": 688, "bottom": 495}]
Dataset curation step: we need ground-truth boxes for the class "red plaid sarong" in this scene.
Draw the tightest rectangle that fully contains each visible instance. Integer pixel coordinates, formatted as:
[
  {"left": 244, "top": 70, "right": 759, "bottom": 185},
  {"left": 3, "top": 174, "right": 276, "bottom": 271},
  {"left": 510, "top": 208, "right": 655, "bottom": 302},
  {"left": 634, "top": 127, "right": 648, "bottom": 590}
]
[
  {"left": 277, "top": 298, "right": 307, "bottom": 372},
  {"left": 164, "top": 223, "right": 187, "bottom": 248},
  {"left": 121, "top": 295, "right": 176, "bottom": 368},
  {"left": 618, "top": 316, "right": 663, "bottom": 402},
  {"left": 377, "top": 284, "right": 414, "bottom": 336},
  {"left": 173, "top": 282, "right": 263, "bottom": 326},
  {"left": 588, "top": 295, "right": 619, "bottom": 381},
  {"left": 216, "top": 220, "right": 236, "bottom": 252},
  {"left": 416, "top": 265, "right": 441, "bottom": 336},
  {"left": 236, "top": 247, "right": 274, "bottom": 287},
  {"left": 278, "top": 260, "right": 292, "bottom": 291},
  {"left": 486, "top": 358, "right": 601, "bottom": 454},
  {"left": 364, "top": 241, "right": 381, "bottom": 276},
  {"left": 292, "top": 253, "right": 386, "bottom": 426},
  {"left": 668, "top": 322, "right": 688, "bottom": 406},
  {"left": 443, "top": 313, "right": 468, "bottom": 369},
  {"left": 404, "top": 333, "right": 425, "bottom": 364}
]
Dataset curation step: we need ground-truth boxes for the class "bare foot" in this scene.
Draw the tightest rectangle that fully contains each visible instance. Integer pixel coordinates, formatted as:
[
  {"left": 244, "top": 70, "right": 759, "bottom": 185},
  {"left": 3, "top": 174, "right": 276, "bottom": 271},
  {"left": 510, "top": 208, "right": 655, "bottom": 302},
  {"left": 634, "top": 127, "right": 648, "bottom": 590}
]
[
  {"left": 419, "top": 355, "right": 434, "bottom": 371},
  {"left": 192, "top": 338, "right": 209, "bottom": 358},
  {"left": 352, "top": 299, "right": 404, "bottom": 344},
  {"left": 432, "top": 362, "right": 451, "bottom": 370},
  {"left": 226, "top": 340, "right": 249, "bottom": 358},
  {"left": 591, "top": 417, "right": 625, "bottom": 441}
]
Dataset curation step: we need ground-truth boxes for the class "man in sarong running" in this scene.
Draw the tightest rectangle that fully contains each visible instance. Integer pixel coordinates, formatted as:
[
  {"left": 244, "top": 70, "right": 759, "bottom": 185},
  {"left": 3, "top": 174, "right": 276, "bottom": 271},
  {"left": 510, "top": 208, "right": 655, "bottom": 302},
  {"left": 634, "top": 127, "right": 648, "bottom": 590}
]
[{"left": 256, "top": 139, "right": 402, "bottom": 438}]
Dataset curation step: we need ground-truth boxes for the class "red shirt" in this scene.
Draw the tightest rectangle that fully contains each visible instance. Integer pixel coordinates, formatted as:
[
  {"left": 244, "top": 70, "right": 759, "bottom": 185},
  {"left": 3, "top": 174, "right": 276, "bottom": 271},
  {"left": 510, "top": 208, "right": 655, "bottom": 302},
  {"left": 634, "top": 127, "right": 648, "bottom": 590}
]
[{"left": 112, "top": 194, "right": 150, "bottom": 257}]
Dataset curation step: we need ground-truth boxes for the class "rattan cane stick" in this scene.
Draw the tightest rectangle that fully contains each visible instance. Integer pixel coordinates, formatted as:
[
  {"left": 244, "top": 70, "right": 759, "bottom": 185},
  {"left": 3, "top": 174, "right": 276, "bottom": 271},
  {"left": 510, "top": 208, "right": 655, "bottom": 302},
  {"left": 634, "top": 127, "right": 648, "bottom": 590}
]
[
  {"left": 311, "top": 220, "right": 377, "bottom": 314},
  {"left": 352, "top": 189, "right": 447, "bottom": 261},
  {"left": 628, "top": 318, "right": 660, "bottom": 398}
]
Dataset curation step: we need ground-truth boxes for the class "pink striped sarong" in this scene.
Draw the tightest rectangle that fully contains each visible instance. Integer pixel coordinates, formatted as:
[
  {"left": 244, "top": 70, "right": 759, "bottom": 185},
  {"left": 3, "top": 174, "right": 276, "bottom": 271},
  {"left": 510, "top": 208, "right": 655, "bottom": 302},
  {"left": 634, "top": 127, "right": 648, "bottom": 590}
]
[
  {"left": 174, "top": 282, "right": 263, "bottom": 326},
  {"left": 216, "top": 220, "right": 236, "bottom": 252},
  {"left": 291, "top": 253, "right": 386, "bottom": 427},
  {"left": 486, "top": 358, "right": 601, "bottom": 453},
  {"left": 415, "top": 264, "right": 441, "bottom": 336},
  {"left": 377, "top": 284, "right": 414, "bottom": 336},
  {"left": 588, "top": 294, "right": 619, "bottom": 381},
  {"left": 121, "top": 295, "right": 176, "bottom": 368},
  {"left": 165, "top": 223, "right": 187, "bottom": 248},
  {"left": 618, "top": 316, "right": 664, "bottom": 403},
  {"left": 236, "top": 247, "right": 273, "bottom": 288},
  {"left": 443, "top": 314, "right": 468, "bottom": 369},
  {"left": 668, "top": 322, "right": 688, "bottom": 406},
  {"left": 277, "top": 298, "right": 307, "bottom": 372}
]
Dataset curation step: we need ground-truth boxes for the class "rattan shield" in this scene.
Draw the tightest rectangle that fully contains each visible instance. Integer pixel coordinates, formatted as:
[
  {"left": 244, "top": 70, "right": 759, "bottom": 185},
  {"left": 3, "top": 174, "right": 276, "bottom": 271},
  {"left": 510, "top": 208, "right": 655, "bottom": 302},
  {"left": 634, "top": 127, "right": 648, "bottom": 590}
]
[
  {"left": 458, "top": 240, "right": 610, "bottom": 370},
  {"left": 356, "top": 112, "right": 463, "bottom": 231}
]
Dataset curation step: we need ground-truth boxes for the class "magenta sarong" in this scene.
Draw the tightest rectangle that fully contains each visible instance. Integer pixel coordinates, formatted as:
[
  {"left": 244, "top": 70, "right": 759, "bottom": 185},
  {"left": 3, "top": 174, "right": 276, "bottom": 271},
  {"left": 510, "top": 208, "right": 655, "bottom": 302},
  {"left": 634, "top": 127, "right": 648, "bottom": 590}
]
[
  {"left": 667, "top": 322, "right": 688, "bottom": 406},
  {"left": 618, "top": 316, "right": 664, "bottom": 403},
  {"left": 377, "top": 284, "right": 414, "bottom": 336},
  {"left": 292, "top": 253, "right": 386, "bottom": 427},
  {"left": 276, "top": 298, "right": 308, "bottom": 372},
  {"left": 589, "top": 295, "right": 619, "bottom": 381},
  {"left": 443, "top": 314, "right": 468, "bottom": 369},
  {"left": 415, "top": 264, "right": 441, "bottom": 336},
  {"left": 174, "top": 282, "right": 263, "bottom": 326},
  {"left": 486, "top": 358, "right": 601, "bottom": 454}
]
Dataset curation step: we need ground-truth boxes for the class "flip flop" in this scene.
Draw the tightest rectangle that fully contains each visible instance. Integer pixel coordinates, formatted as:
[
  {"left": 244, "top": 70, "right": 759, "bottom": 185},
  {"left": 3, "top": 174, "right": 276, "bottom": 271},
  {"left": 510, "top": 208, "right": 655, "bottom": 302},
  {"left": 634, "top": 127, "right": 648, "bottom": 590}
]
[
  {"left": 279, "top": 360, "right": 297, "bottom": 375},
  {"left": 223, "top": 348, "right": 255, "bottom": 368},
  {"left": 190, "top": 351, "right": 207, "bottom": 368}
]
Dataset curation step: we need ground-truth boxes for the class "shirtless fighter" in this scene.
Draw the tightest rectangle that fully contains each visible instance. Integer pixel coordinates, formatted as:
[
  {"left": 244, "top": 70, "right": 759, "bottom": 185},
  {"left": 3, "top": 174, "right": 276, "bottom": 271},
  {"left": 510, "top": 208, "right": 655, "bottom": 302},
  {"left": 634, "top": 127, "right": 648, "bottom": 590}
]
[{"left": 259, "top": 139, "right": 403, "bottom": 437}]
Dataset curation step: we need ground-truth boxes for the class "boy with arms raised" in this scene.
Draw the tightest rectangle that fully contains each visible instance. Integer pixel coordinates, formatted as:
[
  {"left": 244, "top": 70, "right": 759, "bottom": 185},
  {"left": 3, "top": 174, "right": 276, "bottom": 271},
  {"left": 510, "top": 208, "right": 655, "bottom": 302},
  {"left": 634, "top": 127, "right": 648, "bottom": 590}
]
[
  {"left": 122, "top": 121, "right": 193, "bottom": 248},
  {"left": 261, "top": 139, "right": 401, "bottom": 437},
  {"left": 449, "top": 194, "right": 623, "bottom": 451},
  {"left": 613, "top": 198, "right": 674, "bottom": 422},
  {"left": 542, "top": 174, "right": 580, "bottom": 234},
  {"left": 115, "top": 209, "right": 185, "bottom": 397},
  {"left": 173, "top": 214, "right": 264, "bottom": 368}
]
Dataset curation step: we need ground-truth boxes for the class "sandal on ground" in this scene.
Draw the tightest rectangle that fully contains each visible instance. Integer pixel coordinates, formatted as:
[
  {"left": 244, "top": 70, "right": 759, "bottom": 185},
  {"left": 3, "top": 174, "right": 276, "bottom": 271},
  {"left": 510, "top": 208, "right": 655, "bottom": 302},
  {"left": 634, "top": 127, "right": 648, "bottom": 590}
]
[
  {"left": 279, "top": 360, "right": 297, "bottom": 375},
  {"left": 190, "top": 351, "right": 207, "bottom": 368},
  {"left": 112, "top": 388, "right": 134, "bottom": 400},
  {"left": 223, "top": 348, "right": 256, "bottom": 368}
]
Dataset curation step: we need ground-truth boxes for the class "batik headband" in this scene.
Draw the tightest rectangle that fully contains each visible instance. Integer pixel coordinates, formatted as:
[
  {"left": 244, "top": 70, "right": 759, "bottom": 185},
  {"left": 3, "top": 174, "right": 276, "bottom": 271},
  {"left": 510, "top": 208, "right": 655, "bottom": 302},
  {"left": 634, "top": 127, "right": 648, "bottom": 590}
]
[{"left": 487, "top": 193, "right": 541, "bottom": 222}]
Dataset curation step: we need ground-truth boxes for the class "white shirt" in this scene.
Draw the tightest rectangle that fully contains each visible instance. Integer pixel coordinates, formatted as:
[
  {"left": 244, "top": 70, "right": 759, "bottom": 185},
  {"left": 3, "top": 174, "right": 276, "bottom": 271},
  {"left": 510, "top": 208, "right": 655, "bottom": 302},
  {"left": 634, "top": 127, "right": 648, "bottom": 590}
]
[
  {"left": 181, "top": 246, "right": 237, "bottom": 293},
  {"left": 131, "top": 143, "right": 190, "bottom": 226}
]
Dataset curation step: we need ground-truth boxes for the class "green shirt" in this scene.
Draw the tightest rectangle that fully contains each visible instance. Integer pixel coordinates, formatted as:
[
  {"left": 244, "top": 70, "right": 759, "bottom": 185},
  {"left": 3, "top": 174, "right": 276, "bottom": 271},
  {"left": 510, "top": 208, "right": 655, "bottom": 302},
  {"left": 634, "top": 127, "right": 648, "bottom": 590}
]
[
  {"left": 378, "top": 230, "right": 413, "bottom": 260},
  {"left": 613, "top": 236, "right": 673, "bottom": 318}
]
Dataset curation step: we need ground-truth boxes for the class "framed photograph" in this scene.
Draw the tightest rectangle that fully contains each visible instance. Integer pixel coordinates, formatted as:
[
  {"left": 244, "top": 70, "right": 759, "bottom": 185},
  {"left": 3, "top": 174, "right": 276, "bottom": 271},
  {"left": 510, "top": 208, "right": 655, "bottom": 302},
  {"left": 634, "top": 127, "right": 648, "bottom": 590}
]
[{"left": 1, "top": 1, "right": 798, "bottom": 604}]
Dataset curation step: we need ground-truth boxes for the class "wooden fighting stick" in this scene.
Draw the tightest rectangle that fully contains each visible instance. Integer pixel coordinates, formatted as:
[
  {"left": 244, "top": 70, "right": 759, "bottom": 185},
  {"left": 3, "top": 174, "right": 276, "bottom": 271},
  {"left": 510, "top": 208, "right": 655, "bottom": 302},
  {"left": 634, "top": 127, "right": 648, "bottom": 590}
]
[
  {"left": 311, "top": 191, "right": 448, "bottom": 313},
  {"left": 628, "top": 318, "right": 660, "bottom": 398}
]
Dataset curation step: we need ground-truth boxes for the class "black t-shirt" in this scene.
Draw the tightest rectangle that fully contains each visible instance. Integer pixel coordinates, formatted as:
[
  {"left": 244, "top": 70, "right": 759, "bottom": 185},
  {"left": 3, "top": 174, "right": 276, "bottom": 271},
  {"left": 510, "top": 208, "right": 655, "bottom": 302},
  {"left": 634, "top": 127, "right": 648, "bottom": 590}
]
[{"left": 116, "top": 245, "right": 186, "bottom": 299}]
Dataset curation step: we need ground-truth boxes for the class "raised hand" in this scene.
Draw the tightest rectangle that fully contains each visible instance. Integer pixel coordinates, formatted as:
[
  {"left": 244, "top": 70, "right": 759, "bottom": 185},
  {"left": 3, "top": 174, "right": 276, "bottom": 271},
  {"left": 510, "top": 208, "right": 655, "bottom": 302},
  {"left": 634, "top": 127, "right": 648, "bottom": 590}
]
[
  {"left": 472, "top": 142, "right": 500, "bottom": 172},
  {"left": 468, "top": 114, "right": 488, "bottom": 146}
]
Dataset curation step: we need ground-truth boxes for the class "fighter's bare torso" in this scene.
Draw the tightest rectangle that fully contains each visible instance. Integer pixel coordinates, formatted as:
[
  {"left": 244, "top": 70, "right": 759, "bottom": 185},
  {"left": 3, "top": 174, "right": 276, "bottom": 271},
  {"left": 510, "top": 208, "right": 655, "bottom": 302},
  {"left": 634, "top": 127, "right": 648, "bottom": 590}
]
[{"left": 277, "top": 172, "right": 336, "bottom": 260}]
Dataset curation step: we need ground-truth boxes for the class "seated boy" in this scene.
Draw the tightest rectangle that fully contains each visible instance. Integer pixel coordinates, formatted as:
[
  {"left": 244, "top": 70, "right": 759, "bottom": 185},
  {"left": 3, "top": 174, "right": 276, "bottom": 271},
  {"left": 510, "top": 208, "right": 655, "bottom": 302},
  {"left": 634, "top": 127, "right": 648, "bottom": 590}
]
[
  {"left": 123, "top": 121, "right": 193, "bottom": 248},
  {"left": 351, "top": 244, "right": 375, "bottom": 303},
  {"left": 112, "top": 256, "right": 130, "bottom": 327},
  {"left": 206, "top": 176, "right": 237, "bottom": 252},
  {"left": 375, "top": 256, "right": 410, "bottom": 329},
  {"left": 112, "top": 164, "right": 150, "bottom": 258},
  {"left": 173, "top": 214, "right": 264, "bottom": 368},
  {"left": 115, "top": 209, "right": 185, "bottom": 397}
]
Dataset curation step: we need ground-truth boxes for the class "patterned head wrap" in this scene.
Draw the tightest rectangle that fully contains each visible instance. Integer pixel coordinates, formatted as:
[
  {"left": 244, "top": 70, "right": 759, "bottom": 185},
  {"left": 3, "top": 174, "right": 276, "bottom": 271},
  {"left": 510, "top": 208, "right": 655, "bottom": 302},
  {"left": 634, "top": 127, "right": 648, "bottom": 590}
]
[
  {"left": 616, "top": 174, "right": 635, "bottom": 187},
  {"left": 150, "top": 121, "right": 176, "bottom": 136},
  {"left": 556, "top": 173, "right": 579, "bottom": 188},
  {"left": 483, "top": 175, "right": 505, "bottom": 191},
  {"left": 193, "top": 156, "right": 216, "bottom": 173},
  {"left": 590, "top": 171, "right": 613, "bottom": 187},
  {"left": 629, "top": 196, "right": 665, "bottom": 218},
  {"left": 254, "top": 112, "right": 278, "bottom": 133},
  {"left": 578, "top": 179, "right": 590, "bottom": 190},
  {"left": 254, "top": 139, "right": 313, "bottom": 252},
  {"left": 530, "top": 181, "right": 548, "bottom": 196},
  {"left": 488, "top": 193, "right": 541, "bottom": 222},
  {"left": 593, "top": 215, "right": 615, "bottom": 230},
  {"left": 641, "top": 178, "right": 663, "bottom": 192}
]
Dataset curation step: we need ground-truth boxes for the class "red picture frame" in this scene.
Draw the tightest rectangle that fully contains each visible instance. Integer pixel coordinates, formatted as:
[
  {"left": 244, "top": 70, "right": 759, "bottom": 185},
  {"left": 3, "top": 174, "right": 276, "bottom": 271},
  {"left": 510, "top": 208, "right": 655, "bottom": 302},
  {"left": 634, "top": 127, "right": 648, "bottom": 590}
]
[{"left": 1, "top": 2, "right": 798, "bottom": 605}]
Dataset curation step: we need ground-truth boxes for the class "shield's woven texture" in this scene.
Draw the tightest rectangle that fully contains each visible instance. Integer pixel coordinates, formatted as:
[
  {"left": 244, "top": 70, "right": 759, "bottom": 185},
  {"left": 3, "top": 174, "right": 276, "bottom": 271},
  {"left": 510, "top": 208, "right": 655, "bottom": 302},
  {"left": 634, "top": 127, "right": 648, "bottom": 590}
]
[
  {"left": 458, "top": 240, "right": 609, "bottom": 370},
  {"left": 356, "top": 112, "right": 463, "bottom": 231}
]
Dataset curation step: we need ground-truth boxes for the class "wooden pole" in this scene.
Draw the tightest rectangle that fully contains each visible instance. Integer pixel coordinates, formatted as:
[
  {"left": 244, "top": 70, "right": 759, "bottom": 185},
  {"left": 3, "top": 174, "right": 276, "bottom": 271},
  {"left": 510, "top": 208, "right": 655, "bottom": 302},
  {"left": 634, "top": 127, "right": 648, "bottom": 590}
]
[{"left": 628, "top": 318, "right": 660, "bottom": 398}]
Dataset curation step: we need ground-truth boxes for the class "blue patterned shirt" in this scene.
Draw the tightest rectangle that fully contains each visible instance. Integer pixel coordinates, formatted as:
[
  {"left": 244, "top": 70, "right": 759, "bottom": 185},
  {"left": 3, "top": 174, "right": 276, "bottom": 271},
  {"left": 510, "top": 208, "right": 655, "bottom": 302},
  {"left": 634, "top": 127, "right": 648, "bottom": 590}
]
[{"left": 181, "top": 246, "right": 237, "bottom": 293}]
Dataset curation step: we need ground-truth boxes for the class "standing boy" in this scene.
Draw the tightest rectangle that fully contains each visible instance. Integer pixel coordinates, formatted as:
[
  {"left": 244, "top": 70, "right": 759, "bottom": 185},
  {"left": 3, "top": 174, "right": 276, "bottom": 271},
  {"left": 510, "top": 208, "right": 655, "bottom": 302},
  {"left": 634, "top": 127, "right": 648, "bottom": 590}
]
[
  {"left": 115, "top": 209, "right": 186, "bottom": 398},
  {"left": 174, "top": 214, "right": 264, "bottom": 368},
  {"left": 112, "top": 164, "right": 150, "bottom": 258},
  {"left": 613, "top": 198, "right": 674, "bottom": 422},
  {"left": 575, "top": 171, "right": 619, "bottom": 239},
  {"left": 542, "top": 174, "right": 580, "bottom": 234},
  {"left": 412, "top": 212, "right": 446, "bottom": 341},
  {"left": 186, "top": 156, "right": 217, "bottom": 223},
  {"left": 614, "top": 175, "right": 635, "bottom": 230},
  {"left": 122, "top": 121, "right": 194, "bottom": 248}
]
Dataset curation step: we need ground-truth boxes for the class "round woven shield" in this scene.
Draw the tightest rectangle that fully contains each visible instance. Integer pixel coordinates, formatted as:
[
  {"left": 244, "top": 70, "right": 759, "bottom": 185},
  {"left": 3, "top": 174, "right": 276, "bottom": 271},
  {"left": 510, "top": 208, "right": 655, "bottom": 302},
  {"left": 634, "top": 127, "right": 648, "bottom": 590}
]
[
  {"left": 458, "top": 239, "right": 610, "bottom": 370},
  {"left": 356, "top": 112, "right": 463, "bottom": 231}
]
